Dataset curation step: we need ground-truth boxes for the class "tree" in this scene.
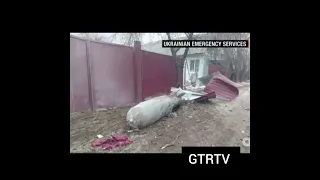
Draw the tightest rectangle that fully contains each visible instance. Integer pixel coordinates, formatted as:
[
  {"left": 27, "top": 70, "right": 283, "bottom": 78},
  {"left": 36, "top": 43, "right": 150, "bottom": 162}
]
[
  {"left": 78, "top": 33, "right": 145, "bottom": 46},
  {"left": 106, "top": 32, "right": 195, "bottom": 87},
  {"left": 106, "top": 33, "right": 144, "bottom": 46},
  {"left": 79, "top": 33, "right": 107, "bottom": 41},
  {"left": 78, "top": 33, "right": 199, "bottom": 86},
  {"left": 205, "top": 33, "right": 250, "bottom": 82},
  {"left": 77, "top": 33, "right": 249, "bottom": 83},
  {"left": 166, "top": 33, "right": 195, "bottom": 87}
]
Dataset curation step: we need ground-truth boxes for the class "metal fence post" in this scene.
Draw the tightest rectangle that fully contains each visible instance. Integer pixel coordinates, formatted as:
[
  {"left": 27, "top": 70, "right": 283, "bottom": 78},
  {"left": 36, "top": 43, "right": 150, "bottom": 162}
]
[
  {"left": 134, "top": 41, "right": 143, "bottom": 103},
  {"left": 86, "top": 40, "right": 95, "bottom": 111}
]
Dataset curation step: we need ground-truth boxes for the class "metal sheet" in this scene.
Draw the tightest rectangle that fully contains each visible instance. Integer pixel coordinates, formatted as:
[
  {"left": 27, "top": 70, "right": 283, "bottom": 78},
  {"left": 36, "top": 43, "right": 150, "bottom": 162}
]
[
  {"left": 203, "top": 71, "right": 241, "bottom": 100},
  {"left": 70, "top": 37, "right": 91, "bottom": 112}
]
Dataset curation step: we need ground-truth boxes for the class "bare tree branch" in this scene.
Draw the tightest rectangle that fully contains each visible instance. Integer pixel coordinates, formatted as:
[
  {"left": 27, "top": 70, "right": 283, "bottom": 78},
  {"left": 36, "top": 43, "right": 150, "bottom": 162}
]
[
  {"left": 107, "top": 33, "right": 118, "bottom": 42},
  {"left": 181, "top": 33, "right": 194, "bottom": 60},
  {"left": 97, "top": 33, "right": 145, "bottom": 46},
  {"left": 205, "top": 33, "right": 250, "bottom": 82},
  {"left": 165, "top": 33, "right": 196, "bottom": 87},
  {"left": 166, "top": 33, "right": 172, "bottom": 40},
  {"left": 127, "top": 34, "right": 133, "bottom": 46},
  {"left": 193, "top": 33, "right": 203, "bottom": 40},
  {"left": 79, "top": 33, "right": 106, "bottom": 42},
  {"left": 173, "top": 47, "right": 181, "bottom": 53},
  {"left": 166, "top": 33, "right": 177, "bottom": 57}
]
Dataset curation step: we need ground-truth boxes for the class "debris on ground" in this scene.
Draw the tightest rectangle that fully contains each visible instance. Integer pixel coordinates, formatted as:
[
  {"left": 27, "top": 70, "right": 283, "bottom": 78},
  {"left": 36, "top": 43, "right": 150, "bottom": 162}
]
[
  {"left": 97, "top": 134, "right": 104, "bottom": 138},
  {"left": 171, "top": 87, "right": 216, "bottom": 102},
  {"left": 97, "top": 108, "right": 108, "bottom": 112},
  {"left": 126, "top": 89, "right": 185, "bottom": 129},
  {"left": 70, "top": 84, "right": 250, "bottom": 153},
  {"left": 199, "top": 71, "right": 242, "bottom": 101},
  {"left": 125, "top": 86, "right": 216, "bottom": 131},
  {"left": 193, "top": 91, "right": 216, "bottom": 102},
  {"left": 177, "top": 89, "right": 204, "bottom": 101},
  {"left": 185, "top": 85, "right": 206, "bottom": 92},
  {"left": 169, "top": 112, "right": 178, "bottom": 118},
  {"left": 161, "top": 130, "right": 184, "bottom": 150},
  {"left": 127, "top": 129, "right": 140, "bottom": 133},
  {"left": 92, "top": 133, "right": 133, "bottom": 150}
]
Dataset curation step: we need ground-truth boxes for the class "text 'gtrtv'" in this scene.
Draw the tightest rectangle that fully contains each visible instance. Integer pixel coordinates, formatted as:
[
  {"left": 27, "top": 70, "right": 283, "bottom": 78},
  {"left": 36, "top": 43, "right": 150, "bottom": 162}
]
[{"left": 189, "top": 154, "right": 230, "bottom": 164}]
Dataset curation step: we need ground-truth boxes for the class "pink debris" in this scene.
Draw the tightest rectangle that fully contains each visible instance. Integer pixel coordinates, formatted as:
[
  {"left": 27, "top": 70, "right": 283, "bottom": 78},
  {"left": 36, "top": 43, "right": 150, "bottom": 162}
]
[
  {"left": 91, "top": 133, "right": 133, "bottom": 150},
  {"left": 113, "top": 133, "right": 129, "bottom": 141},
  {"left": 203, "top": 71, "right": 241, "bottom": 100}
]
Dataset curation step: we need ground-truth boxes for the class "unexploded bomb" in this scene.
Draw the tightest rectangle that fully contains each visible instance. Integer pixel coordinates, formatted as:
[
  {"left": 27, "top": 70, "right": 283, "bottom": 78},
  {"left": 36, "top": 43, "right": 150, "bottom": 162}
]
[{"left": 126, "top": 89, "right": 185, "bottom": 129}]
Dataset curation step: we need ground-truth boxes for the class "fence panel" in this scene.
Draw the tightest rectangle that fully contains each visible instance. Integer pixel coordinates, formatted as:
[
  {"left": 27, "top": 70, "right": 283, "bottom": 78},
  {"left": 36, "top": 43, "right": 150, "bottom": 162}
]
[
  {"left": 70, "top": 37, "right": 91, "bottom": 112},
  {"left": 89, "top": 42, "right": 136, "bottom": 108},
  {"left": 141, "top": 51, "right": 177, "bottom": 99},
  {"left": 70, "top": 35, "right": 181, "bottom": 113}
]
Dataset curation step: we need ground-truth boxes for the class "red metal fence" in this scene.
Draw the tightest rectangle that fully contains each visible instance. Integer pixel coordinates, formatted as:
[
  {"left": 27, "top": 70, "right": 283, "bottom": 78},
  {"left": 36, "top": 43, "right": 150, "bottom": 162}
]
[
  {"left": 141, "top": 50, "right": 177, "bottom": 99},
  {"left": 70, "top": 35, "right": 181, "bottom": 113}
]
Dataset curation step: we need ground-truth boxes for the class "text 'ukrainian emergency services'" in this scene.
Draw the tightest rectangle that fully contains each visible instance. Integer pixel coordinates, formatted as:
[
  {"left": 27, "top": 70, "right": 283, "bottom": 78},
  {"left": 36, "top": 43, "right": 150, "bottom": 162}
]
[{"left": 162, "top": 40, "right": 248, "bottom": 48}]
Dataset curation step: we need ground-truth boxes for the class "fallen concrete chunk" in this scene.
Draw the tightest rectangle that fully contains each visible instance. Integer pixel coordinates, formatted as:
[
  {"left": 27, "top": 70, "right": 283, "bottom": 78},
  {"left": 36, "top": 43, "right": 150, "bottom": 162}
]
[{"left": 126, "top": 90, "right": 185, "bottom": 129}]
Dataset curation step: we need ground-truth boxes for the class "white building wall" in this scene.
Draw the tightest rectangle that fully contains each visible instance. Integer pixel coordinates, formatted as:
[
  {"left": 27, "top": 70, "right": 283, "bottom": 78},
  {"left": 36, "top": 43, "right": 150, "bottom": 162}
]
[{"left": 183, "top": 54, "right": 208, "bottom": 86}]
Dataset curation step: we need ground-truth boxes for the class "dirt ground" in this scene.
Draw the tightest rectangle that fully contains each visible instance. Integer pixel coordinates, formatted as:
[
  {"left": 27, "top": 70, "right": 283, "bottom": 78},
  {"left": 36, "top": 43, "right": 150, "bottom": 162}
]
[{"left": 70, "top": 84, "right": 250, "bottom": 153}]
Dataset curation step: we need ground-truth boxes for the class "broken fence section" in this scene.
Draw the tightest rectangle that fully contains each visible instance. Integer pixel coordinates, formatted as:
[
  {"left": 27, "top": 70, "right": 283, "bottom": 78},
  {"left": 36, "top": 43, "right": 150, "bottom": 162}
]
[
  {"left": 179, "top": 71, "right": 242, "bottom": 102},
  {"left": 170, "top": 87, "right": 216, "bottom": 102},
  {"left": 200, "top": 71, "right": 242, "bottom": 101}
]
